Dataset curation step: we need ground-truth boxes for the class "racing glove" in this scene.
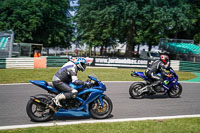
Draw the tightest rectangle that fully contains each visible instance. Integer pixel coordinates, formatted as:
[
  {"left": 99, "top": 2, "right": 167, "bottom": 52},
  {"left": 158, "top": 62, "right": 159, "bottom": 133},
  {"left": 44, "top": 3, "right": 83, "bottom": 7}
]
[
  {"left": 168, "top": 74, "right": 173, "bottom": 78},
  {"left": 84, "top": 82, "right": 92, "bottom": 88}
]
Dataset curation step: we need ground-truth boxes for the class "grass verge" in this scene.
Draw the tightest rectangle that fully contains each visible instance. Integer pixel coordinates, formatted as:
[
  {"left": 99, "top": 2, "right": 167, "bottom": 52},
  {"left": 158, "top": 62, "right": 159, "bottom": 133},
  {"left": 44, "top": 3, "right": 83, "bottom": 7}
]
[
  {"left": 0, "top": 68, "right": 197, "bottom": 84},
  {"left": 1, "top": 117, "right": 200, "bottom": 133}
]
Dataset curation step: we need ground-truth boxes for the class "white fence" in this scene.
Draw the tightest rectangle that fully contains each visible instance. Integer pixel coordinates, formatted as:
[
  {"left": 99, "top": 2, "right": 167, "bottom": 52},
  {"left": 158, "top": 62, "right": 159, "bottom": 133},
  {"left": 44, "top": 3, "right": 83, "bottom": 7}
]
[
  {"left": 170, "top": 60, "right": 180, "bottom": 71},
  {"left": 6, "top": 58, "right": 34, "bottom": 69}
]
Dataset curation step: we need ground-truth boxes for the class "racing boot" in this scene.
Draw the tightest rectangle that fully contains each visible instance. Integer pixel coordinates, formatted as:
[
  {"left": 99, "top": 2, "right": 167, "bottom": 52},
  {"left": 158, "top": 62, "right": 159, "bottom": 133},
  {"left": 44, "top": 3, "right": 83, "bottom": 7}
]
[{"left": 53, "top": 93, "right": 66, "bottom": 107}]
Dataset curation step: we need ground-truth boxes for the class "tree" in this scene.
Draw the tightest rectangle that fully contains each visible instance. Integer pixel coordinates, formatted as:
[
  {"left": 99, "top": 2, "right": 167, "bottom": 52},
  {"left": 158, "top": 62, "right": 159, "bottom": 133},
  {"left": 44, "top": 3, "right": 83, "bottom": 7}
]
[
  {"left": 0, "top": 0, "right": 42, "bottom": 42},
  {"left": 32, "top": 0, "right": 74, "bottom": 48},
  {"left": 183, "top": 0, "right": 200, "bottom": 44},
  {"left": 0, "top": 0, "right": 74, "bottom": 49},
  {"left": 75, "top": 0, "right": 199, "bottom": 57},
  {"left": 75, "top": 0, "right": 118, "bottom": 56}
]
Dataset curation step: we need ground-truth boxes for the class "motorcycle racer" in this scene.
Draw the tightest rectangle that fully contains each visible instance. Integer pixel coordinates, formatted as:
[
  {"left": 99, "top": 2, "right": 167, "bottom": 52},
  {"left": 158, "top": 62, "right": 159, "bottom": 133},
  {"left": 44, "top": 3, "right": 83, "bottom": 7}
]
[
  {"left": 145, "top": 54, "right": 171, "bottom": 89},
  {"left": 52, "top": 57, "right": 91, "bottom": 107}
]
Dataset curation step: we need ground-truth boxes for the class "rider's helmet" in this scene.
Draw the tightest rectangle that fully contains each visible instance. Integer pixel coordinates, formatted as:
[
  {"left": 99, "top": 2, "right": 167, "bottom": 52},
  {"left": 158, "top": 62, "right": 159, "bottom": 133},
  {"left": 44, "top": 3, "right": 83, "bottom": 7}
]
[
  {"left": 74, "top": 57, "right": 87, "bottom": 72},
  {"left": 160, "top": 54, "right": 169, "bottom": 65}
]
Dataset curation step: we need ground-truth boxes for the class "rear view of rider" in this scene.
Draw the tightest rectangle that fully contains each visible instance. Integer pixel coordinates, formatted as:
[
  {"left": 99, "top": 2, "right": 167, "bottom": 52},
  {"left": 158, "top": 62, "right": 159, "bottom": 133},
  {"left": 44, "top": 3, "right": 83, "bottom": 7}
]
[
  {"left": 52, "top": 57, "right": 91, "bottom": 107},
  {"left": 145, "top": 54, "right": 171, "bottom": 88}
]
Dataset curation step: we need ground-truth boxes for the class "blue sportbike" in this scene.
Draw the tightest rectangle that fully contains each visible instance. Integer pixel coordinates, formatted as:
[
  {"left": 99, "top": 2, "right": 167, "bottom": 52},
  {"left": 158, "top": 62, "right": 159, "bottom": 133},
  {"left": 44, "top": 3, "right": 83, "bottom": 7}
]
[
  {"left": 129, "top": 67, "right": 182, "bottom": 99},
  {"left": 26, "top": 74, "right": 113, "bottom": 122}
]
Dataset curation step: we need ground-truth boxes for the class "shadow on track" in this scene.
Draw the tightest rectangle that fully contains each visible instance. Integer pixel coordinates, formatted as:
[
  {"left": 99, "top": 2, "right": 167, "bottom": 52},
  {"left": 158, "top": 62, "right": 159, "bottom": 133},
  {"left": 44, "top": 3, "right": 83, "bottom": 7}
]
[
  {"left": 30, "top": 114, "right": 114, "bottom": 122},
  {"left": 129, "top": 94, "right": 181, "bottom": 99}
]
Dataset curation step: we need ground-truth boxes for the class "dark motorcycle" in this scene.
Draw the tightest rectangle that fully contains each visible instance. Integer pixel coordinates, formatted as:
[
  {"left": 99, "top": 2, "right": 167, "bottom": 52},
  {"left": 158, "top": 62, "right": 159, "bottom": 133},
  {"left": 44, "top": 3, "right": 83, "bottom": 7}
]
[{"left": 129, "top": 67, "right": 182, "bottom": 99}]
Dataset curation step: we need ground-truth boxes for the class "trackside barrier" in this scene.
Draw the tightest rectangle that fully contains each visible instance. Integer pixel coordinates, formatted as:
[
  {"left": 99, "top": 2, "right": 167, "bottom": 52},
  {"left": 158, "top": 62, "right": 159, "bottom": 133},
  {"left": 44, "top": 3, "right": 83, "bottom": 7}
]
[
  {"left": 47, "top": 56, "right": 69, "bottom": 67},
  {"left": 170, "top": 60, "right": 180, "bottom": 71},
  {"left": 0, "top": 58, "right": 6, "bottom": 69},
  {"left": 0, "top": 57, "right": 198, "bottom": 73},
  {"left": 180, "top": 61, "right": 200, "bottom": 72},
  {"left": 6, "top": 58, "right": 34, "bottom": 69},
  {"left": 34, "top": 57, "right": 46, "bottom": 68}
]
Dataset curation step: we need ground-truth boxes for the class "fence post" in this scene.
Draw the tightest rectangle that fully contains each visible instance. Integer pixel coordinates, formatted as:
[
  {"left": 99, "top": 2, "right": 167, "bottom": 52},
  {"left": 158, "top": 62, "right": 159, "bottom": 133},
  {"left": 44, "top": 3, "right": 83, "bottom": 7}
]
[{"left": 193, "top": 56, "right": 196, "bottom": 63}]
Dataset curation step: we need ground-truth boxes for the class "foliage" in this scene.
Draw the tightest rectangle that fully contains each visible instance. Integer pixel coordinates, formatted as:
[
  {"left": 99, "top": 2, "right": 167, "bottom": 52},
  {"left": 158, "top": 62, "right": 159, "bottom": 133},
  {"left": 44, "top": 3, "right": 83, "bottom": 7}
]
[
  {"left": 187, "top": 0, "right": 200, "bottom": 44},
  {"left": 0, "top": 0, "right": 74, "bottom": 48},
  {"left": 75, "top": 0, "right": 118, "bottom": 54},
  {"left": 75, "top": 0, "right": 198, "bottom": 57},
  {"left": 0, "top": 0, "right": 199, "bottom": 53},
  {"left": 140, "top": 0, "right": 196, "bottom": 49},
  {"left": 0, "top": 0, "right": 42, "bottom": 42}
]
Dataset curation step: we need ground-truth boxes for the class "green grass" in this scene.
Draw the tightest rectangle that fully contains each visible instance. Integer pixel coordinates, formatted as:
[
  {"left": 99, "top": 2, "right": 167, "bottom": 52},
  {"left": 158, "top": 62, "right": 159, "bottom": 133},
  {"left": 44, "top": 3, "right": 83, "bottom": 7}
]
[
  {"left": 0, "top": 68, "right": 197, "bottom": 84},
  {"left": 1, "top": 117, "right": 200, "bottom": 133}
]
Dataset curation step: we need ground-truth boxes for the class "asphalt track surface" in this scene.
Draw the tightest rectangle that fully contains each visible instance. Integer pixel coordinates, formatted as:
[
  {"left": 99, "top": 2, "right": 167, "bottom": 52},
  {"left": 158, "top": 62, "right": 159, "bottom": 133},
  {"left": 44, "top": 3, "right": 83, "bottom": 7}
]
[{"left": 0, "top": 82, "right": 200, "bottom": 127}]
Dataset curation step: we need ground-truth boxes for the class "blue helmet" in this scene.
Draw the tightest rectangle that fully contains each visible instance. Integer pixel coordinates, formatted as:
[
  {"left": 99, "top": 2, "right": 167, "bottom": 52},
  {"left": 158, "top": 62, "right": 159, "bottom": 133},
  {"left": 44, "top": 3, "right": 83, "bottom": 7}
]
[{"left": 74, "top": 57, "right": 87, "bottom": 71}]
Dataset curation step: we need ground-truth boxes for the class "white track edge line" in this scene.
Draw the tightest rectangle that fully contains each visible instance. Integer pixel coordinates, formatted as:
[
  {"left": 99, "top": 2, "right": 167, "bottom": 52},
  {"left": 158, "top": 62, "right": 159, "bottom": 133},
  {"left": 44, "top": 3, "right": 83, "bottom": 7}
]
[{"left": 1, "top": 114, "right": 200, "bottom": 130}]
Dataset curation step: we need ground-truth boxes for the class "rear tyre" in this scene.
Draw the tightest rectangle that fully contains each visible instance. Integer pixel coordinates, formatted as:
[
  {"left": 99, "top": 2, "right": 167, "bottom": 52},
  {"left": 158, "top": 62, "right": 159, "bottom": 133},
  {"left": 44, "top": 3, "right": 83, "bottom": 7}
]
[
  {"left": 168, "top": 84, "right": 182, "bottom": 98},
  {"left": 26, "top": 97, "right": 54, "bottom": 122},
  {"left": 89, "top": 96, "right": 113, "bottom": 119},
  {"left": 129, "top": 82, "right": 146, "bottom": 99}
]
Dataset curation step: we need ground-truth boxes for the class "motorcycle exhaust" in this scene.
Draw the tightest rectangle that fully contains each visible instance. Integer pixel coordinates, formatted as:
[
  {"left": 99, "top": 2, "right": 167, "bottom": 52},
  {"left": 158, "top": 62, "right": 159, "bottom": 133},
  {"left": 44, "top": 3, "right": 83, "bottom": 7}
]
[{"left": 30, "top": 97, "right": 57, "bottom": 112}]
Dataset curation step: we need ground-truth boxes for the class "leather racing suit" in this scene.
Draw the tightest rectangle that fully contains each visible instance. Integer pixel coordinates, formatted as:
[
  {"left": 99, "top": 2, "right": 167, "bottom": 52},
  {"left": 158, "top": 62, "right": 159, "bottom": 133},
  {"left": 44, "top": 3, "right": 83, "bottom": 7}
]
[
  {"left": 52, "top": 61, "right": 86, "bottom": 99},
  {"left": 145, "top": 60, "right": 169, "bottom": 87}
]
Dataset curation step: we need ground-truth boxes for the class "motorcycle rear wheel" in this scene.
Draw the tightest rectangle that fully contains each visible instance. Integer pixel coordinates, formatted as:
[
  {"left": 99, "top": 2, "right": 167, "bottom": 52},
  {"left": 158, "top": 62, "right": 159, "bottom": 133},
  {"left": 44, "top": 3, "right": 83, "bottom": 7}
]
[
  {"left": 129, "top": 82, "right": 145, "bottom": 99},
  {"left": 26, "top": 97, "right": 54, "bottom": 122},
  {"left": 89, "top": 96, "right": 113, "bottom": 119},
  {"left": 168, "top": 84, "right": 182, "bottom": 98}
]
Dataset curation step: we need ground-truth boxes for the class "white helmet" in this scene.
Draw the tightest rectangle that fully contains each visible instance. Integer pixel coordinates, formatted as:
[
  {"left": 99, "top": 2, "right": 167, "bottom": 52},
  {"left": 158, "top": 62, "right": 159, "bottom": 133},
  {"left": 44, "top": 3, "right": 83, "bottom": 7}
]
[{"left": 74, "top": 57, "right": 87, "bottom": 72}]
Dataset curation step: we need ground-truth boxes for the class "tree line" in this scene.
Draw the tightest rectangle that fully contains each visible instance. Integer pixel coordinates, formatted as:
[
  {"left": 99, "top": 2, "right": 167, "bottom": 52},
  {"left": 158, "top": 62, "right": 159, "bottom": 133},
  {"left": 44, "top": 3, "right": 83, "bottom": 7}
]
[{"left": 0, "top": 0, "right": 199, "bottom": 57}]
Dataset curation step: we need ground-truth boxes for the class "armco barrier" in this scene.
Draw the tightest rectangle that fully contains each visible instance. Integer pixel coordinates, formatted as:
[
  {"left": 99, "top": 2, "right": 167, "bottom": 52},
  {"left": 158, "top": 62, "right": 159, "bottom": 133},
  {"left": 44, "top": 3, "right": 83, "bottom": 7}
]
[
  {"left": 180, "top": 61, "right": 200, "bottom": 72},
  {"left": 0, "top": 58, "right": 6, "bottom": 69},
  {"left": 6, "top": 58, "right": 34, "bottom": 69},
  {"left": 47, "top": 56, "right": 69, "bottom": 67}
]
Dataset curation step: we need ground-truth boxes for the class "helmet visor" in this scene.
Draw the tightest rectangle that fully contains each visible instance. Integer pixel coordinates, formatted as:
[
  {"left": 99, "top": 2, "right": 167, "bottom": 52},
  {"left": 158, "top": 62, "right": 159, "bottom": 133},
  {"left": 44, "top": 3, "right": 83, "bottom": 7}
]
[{"left": 81, "top": 62, "right": 86, "bottom": 70}]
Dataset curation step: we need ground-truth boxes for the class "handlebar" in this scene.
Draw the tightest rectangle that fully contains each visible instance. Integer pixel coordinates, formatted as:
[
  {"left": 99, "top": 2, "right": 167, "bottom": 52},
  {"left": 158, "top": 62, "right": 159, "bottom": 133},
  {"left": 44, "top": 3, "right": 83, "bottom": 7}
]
[{"left": 88, "top": 75, "right": 98, "bottom": 81}]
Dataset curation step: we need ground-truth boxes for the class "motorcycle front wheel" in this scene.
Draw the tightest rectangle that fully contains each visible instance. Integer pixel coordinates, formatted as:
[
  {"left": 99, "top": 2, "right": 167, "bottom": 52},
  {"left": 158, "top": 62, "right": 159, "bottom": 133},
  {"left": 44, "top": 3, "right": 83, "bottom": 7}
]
[
  {"left": 168, "top": 84, "right": 182, "bottom": 98},
  {"left": 129, "top": 82, "right": 146, "bottom": 99},
  {"left": 26, "top": 97, "right": 54, "bottom": 122},
  {"left": 89, "top": 96, "right": 113, "bottom": 119}
]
